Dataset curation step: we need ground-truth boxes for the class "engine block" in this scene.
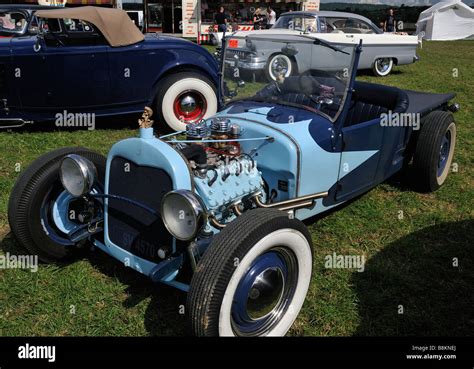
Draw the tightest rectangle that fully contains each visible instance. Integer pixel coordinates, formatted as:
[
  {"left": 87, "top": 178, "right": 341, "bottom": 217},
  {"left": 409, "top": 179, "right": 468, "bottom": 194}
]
[{"left": 194, "top": 157, "right": 265, "bottom": 212}]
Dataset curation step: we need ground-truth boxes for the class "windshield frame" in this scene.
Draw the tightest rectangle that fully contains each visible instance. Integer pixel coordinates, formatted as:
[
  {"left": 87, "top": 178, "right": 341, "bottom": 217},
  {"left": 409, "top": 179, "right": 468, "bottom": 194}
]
[
  {"left": 272, "top": 14, "right": 318, "bottom": 32},
  {"left": 220, "top": 34, "right": 358, "bottom": 124}
]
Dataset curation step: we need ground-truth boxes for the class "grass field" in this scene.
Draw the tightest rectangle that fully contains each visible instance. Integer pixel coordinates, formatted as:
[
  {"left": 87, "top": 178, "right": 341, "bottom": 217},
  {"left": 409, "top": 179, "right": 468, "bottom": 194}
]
[{"left": 0, "top": 41, "right": 473, "bottom": 336}]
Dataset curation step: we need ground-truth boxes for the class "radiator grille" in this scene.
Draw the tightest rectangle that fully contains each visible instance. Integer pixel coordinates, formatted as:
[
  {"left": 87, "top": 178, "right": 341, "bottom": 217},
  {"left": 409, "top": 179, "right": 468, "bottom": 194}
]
[
  {"left": 107, "top": 156, "right": 173, "bottom": 262},
  {"left": 227, "top": 49, "right": 250, "bottom": 60}
]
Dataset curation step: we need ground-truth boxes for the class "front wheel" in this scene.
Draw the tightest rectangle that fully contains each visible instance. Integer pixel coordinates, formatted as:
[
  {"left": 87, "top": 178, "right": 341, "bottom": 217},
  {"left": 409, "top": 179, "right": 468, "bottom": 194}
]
[
  {"left": 265, "top": 54, "right": 294, "bottom": 82},
  {"left": 372, "top": 58, "right": 393, "bottom": 77},
  {"left": 187, "top": 208, "right": 313, "bottom": 336},
  {"left": 7, "top": 147, "right": 106, "bottom": 263},
  {"left": 155, "top": 71, "right": 217, "bottom": 132}
]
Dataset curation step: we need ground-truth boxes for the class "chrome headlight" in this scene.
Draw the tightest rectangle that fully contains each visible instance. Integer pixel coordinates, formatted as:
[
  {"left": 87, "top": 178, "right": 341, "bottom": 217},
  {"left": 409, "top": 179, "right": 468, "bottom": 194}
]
[
  {"left": 59, "top": 154, "right": 97, "bottom": 197},
  {"left": 161, "top": 190, "right": 207, "bottom": 241}
]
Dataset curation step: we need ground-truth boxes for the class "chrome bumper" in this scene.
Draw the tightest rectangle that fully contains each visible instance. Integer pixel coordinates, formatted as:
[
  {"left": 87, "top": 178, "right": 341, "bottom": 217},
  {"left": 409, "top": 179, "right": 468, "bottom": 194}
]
[{"left": 224, "top": 59, "right": 266, "bottom": 70}]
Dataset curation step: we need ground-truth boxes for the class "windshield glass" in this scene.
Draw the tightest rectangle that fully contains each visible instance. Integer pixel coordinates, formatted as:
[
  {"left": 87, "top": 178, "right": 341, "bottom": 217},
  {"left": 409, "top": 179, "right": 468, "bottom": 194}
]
[
  {"left": 0, "top": 11, "right": 28, "bottom": 35},
  {"left": 272, "top": 15, "right": 317, "bottom": 32},
  {"left": 223, "top": 34, "right": 356, "bottom": 122}
]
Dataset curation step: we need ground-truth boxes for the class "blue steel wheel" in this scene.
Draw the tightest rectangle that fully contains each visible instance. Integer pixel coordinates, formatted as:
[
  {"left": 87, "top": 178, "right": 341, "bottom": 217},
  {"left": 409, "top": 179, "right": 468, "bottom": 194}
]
[
  {"left": 437, "top": 129, "right": 451, "bottom": 177},
  {"left": 187, "top": 208, "right": 313, "bottom": 337},
  {"left": 7, "top": 147, "right": 106, "bottom": 263},
  {"left": 230, "top": 247, "right": 299, "bottom": 336},
  {"left": 413, "top": 111, "right": 456, "bottom": 192}
]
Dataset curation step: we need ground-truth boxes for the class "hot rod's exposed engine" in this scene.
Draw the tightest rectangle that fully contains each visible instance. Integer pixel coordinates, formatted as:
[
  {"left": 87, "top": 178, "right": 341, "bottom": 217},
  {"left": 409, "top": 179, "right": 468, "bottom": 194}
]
[{"left": 171, "top": 118, "right": 266, "bottom": 225}]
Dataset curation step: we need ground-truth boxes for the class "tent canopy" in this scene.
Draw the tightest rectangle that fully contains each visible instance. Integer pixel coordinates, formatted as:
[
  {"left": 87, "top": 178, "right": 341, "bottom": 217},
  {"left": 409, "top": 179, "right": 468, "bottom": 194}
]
[
  {"left": 416, "top": 0, "right": 474, "bottom": 40},
  {"left": 35, "top": 6, "right": 144, "bottom": 47}
]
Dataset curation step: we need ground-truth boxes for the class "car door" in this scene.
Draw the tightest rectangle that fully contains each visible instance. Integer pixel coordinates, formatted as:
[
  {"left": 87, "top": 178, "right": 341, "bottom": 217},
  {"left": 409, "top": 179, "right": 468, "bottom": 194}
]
[
  {"left": 335, "top": 116, "right": 384, "bottom": 202},
  {"left": 106, "top": 42, "right": 153, "bottom": 107},
  {"left": 40, "top": 18, "right": 110, "bottom": 109},
  {"left": 8, "top": 35, "right": 49, "bottom": 109}
]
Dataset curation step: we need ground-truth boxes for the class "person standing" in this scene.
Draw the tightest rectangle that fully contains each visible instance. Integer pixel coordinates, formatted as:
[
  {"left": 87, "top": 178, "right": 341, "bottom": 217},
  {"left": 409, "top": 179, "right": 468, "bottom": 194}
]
[
  {"left": 215, "top": 6, "right": 227, "bottom": 33},
  {"left": 383, "top": 8, "right": 396, "bottom": 32},
  {"left": 253, "top": 8, "right": 264, "bottom": 30},
  {"left": 266, "top": 6, "right": 276, "bottom": 29}
]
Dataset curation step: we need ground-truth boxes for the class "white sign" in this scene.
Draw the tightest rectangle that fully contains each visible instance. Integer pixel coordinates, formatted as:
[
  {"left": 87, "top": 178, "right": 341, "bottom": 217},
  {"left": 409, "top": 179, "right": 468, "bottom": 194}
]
[
  {"left": 38, "top": 0, "right": 67, "bottom": 6},
  {"left": 302, "top": 0, "right": 320, "bottom": 11},
  {"left": 182, "top": 0, "right": 200, "bottom": 38}
]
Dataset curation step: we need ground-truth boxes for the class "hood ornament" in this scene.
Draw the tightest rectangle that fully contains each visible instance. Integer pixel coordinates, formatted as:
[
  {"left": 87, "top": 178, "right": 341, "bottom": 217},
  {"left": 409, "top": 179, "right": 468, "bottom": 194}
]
[{"left": 138, "top": 107, "right": 154, "bottom": 128}]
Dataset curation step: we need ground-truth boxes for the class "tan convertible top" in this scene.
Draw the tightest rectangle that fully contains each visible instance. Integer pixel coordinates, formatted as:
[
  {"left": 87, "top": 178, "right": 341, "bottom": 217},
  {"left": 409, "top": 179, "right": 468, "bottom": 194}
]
[{"left": 35, "top": 6, "right": 144, "bottom": 47}]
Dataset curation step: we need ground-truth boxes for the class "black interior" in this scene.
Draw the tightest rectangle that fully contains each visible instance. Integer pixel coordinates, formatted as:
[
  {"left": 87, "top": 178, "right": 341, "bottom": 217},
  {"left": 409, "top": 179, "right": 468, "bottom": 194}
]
[
  {"left": 344, "top": 81, "right": 409, "bottom": 127},
  {"left": 255, "top": 76, "right": 409, "bottom": 124}
]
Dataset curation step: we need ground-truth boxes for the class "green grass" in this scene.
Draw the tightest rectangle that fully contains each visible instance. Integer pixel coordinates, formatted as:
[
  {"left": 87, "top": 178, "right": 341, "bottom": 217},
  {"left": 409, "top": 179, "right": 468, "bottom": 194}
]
[{"left": 0, "top": 41, "right": 473, "bottom": 336}]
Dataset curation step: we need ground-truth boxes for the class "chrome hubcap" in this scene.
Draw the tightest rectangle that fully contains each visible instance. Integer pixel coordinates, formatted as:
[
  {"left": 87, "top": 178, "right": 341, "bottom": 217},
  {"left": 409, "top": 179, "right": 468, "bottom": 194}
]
[
  {"left": 247, "top": 267, "right": 285, "bottom": 320},
  {"left": 377, "top": 58, "right": 391, "bottom": 73},
  {"left": 179, "top": 95, "right": 197, "bottom": 113},
  {"left": 271, "top": 57, "right": 289, "bottom": 78},
  {"left": 231, "top": 248, "right": 298, "bottom": 336}
]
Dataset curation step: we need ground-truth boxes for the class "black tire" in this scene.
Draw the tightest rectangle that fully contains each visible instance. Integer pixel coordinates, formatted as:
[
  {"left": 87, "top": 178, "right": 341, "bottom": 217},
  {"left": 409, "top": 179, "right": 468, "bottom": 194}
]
[
  {"left": 154, "top": 71, "right": 217, "bottom": 132},
  {"left": 264, "top": 53, "right": 295, "bottom": 82},
  {"left": 8, "top": 147, "right": 106, "bottom": 263},
  {"left": 372, "top": 58, "right": 393, "bottom": 77},
  {"left": 187, "top": 208, "right": 313, "bottom": 337},
  {"left": 412, "top": 111, "right": 456, "bottom": 192}
]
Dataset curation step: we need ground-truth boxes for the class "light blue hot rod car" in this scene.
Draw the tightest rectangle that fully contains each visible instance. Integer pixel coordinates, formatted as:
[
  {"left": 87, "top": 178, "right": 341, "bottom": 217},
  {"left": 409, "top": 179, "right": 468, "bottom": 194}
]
[{"left": 8, "top": 35, "right": 459, "bottom": 336}]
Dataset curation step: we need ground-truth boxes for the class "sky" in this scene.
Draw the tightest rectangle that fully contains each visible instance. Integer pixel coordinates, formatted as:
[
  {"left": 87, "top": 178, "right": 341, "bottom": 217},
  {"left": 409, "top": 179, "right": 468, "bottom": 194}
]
[{"left": 320, "top": 0, "right": 474, "bottom": 6}]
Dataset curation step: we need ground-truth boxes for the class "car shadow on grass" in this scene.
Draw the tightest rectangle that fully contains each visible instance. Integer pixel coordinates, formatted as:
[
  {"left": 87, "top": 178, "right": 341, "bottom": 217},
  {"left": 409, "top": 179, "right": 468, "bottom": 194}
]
[
  {"left": 352, "top": 219, "right": 474, "bottom": 336},
  {"left": 0, "top": 229, "right": 187, "bottom": 336},
  {"left": 86, "top": 249, "right": 188, "bottom": 336}
]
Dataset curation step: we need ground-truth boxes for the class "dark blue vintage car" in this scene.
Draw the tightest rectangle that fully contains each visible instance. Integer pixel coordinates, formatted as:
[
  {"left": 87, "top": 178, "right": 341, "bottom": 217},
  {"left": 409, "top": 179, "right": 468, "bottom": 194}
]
[{"left": 0, "top": 6, "right": 219, "bottom": 131}]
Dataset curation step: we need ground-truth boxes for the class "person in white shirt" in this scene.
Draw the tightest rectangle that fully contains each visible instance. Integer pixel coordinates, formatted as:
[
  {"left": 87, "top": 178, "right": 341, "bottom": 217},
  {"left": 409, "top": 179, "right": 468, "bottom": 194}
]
[{"left": 266, "top": 6, "right": 276, "bottom": 29}]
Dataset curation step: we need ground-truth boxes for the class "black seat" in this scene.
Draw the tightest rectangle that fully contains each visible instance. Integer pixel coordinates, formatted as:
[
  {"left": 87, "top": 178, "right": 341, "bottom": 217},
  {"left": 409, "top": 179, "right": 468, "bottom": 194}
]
[
  {"left": 344, "top": 81, "right": 409, "bottom": 127},
  {"left": 345, "top": 101, "right": 389, "bottom": 126}
]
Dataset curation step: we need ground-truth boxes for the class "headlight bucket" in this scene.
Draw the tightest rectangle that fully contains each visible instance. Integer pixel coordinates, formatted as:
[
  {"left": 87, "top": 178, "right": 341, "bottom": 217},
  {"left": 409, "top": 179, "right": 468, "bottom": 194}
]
[
  {"left": 161, "top": 190, "right": 207, "bottom": 241},
  {"left": 59, "top": 154, "right": 97, "bottom": 197}
]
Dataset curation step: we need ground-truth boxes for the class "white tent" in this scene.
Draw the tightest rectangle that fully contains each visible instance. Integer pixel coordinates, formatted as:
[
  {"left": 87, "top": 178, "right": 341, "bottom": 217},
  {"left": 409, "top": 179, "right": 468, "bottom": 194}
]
[{"left": 416, "top": 0, "right": 474, "bottom": 40}]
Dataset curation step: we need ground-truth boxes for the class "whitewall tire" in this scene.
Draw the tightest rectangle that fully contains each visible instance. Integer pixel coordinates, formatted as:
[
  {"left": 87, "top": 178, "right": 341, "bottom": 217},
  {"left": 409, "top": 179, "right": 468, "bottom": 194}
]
[
  {"left": 372, "top": 58, "right": 393, "bottom": 77},
  {"left": 187, "top": 208, "right": 313, "bottom": 337},
  {"left": 156, "top": 72, "right": 217, "bottom": 131},
  {"left": 265, "top": 54, "right": 293, "bottom": 82}
]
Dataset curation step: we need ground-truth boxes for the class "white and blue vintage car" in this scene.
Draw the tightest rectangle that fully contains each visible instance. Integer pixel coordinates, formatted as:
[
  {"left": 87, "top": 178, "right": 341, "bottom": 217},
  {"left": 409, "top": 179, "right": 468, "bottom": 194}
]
[
  {"left": 8, "top": 35, "right": 458, "bottom": 336},
  {"left": 225, "top": 11, "right": 419, "bottom": 78}
]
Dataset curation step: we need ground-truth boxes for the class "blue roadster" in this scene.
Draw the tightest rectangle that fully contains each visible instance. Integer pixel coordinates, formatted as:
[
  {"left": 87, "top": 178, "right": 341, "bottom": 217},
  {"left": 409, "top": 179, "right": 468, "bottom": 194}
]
[
  {"left": 8, "top": 34, "right": 459, "bottom": 336},
  {"left": 0, "top": 6, "right": 218, "bottom": 131}
]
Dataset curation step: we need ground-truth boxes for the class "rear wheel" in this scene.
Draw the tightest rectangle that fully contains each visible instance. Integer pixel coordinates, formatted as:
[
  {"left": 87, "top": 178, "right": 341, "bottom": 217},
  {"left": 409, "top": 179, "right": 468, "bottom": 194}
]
[
  {"left": 187, "top": 208, "right": 313, "bottom": 336},
  {"left": 8, "top": 147, "right": 106, "bottom": 263},
  {"left": 412, "top": 111, "right": 456, "bottom": 192},
  {"left": 372, "top": 58, "right": 393, "bottom": 77},
  {"left": 155, "top": 71, "right": 217, "bottom": 132}
]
